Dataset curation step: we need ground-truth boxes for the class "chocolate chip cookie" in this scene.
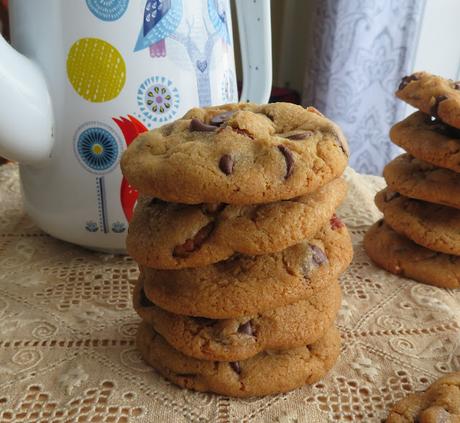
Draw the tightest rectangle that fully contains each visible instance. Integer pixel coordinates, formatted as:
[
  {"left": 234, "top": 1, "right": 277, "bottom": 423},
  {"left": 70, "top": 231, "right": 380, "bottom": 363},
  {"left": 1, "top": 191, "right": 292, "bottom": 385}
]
[
  {"left": 364, "top": 221, "right": 460, "bottom": 289},
  {"left": 136, "top": 321, "right": 341, "bottom": 397},
  {"left": 141, "top": 219, "right": 352, "bottom": 318},
  {"left": 385, "top": 371, "right": 460, "bottom": 423},
  {"left": 121, "top": 103, "right": 349, "bottom": 204},
  {"left": 396, "top": 71, "right": 460, "bottom": 129},
  {"left": 390, "top": 111, "right": 460, "bottom": 173},
  {"left": 127, "top": 178, "right": 347, "bottom": 269},
  {"left": 375, "top": 188, "right": 460, "bottom": 256},
  {"left": 384, "top": 154, "right": 460, "bottom": 209},
  {"left": 133, "top": 277, "right": 341, "bottom": 361}
]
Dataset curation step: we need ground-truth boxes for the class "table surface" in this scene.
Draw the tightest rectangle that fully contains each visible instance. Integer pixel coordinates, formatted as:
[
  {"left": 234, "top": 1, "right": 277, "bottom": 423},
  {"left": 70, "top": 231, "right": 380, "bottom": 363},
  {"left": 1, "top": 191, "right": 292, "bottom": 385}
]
[{"left": 0, "top": 163, "right": 459, "bottom": 423}]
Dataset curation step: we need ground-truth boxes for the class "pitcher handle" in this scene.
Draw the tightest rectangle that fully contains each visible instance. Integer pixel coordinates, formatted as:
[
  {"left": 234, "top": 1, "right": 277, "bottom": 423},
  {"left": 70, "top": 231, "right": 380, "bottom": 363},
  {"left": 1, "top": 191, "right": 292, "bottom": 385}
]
[
  {"left": 0, "top": 35, "right": 54, "bottom": 164},
  {"left": 235, "top": 0, "right": 272, "bottom": 103}
]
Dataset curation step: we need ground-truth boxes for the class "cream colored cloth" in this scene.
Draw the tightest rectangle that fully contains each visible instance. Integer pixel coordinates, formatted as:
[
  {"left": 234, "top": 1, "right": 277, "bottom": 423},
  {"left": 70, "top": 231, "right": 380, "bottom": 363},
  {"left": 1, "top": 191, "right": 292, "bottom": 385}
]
[{"left": 0, "top": 163, "right": 458, "bottom": 422}]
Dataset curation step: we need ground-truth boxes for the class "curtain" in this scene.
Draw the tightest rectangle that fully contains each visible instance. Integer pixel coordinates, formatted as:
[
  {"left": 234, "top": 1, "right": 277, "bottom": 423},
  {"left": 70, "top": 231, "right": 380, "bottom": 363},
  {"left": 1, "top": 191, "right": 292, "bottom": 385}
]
[{"left": 302, "top": 0, "right": 426, "bottom": 175}]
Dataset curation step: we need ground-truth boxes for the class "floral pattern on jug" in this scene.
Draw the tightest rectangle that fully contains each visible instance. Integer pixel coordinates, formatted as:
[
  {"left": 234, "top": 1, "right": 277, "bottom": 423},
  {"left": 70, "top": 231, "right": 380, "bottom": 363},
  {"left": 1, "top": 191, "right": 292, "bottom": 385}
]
[{"left": 136, "top": 76, "right": 180, "bottom": 124}]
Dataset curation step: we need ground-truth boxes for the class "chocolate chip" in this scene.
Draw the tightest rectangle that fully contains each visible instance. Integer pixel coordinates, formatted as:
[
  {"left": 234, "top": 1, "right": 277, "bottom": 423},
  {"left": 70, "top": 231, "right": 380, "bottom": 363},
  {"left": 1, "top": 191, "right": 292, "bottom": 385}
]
[
  {"left": 190, "top": 118, "right": 217, "bottom": 132},
  {"left": 219, "top": 154, "right": 234, "bottom": 175},
  {"left": 398, "top": 74, "right": 419, "bottom": 91},
  {"left": 310, "top": 244, "right": 328, "bottom": 266},
  {"left": 139, "top": 287, "right": 154, "bottom": 308},
  {"left": 238, "top": 321, "right": 254, "bottom": 336},
  {"left": 193, "top": 222, "right": 215, "bottom": 243},
  {"left": 454, "top": 82, "right": 460, "bottom": 90},
  {"left": 210, "top": 111, "right": 235, "bottom": 126},
  {"left": 230, "top": 361, "right": 241, "bottom": 374},
  {"left": 173, "top": 222, "right": 215, "bottom": 258},
  {"left": 330, "top": 214, "right": 344, "bottom": 230},
  {"left": 385, "top": 191, "right": 400, "bottom": 202},
  {"left": 430, "top": 95, "right": 448, "bottom": 119},
  {"left": 377, "top": 219, "right": 384, "bottom": 227},
  {"left": 285, "top": 131, "right": 313, "bottom": 140},
  {"left": 278, "top": 145, "right": 294, "bottom": 179},
  {"left": 424, "top": 114, "right": 441, "bottom": 126}
]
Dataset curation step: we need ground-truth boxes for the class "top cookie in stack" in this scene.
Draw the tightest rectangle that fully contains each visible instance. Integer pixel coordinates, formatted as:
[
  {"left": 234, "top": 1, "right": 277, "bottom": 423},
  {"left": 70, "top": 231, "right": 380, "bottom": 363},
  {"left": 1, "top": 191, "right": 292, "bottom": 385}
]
[
  {"left": 364, "top": 71, "right": 460, "bottom": 289},
  {"left": 121, "top": 102, "right": 352, "bottom": 397},
  {"left": 122, "top": 102, "right": 348, "bottom": 206}
]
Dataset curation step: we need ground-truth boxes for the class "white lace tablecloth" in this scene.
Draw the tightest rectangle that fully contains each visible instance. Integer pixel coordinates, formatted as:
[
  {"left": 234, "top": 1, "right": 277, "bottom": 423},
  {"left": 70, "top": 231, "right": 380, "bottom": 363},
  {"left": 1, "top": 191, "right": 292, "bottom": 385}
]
[{"left": 0, "top": 163, "right": 459, "bottom": 423}]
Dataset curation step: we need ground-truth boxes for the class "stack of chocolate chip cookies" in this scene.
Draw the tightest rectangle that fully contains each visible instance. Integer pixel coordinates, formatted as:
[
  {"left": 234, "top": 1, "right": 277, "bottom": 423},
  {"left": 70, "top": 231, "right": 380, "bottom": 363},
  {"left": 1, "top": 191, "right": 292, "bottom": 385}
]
[
  {"left": 364, "top": 71, "right": 460, "bottom": 289},
  {"left": 121, "top": 102, "right": 353, "bottom": 397}
]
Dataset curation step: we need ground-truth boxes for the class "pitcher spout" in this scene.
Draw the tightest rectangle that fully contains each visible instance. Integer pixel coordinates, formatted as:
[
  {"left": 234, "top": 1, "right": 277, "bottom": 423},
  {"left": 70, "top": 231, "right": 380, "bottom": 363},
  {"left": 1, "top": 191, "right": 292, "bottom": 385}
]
[{"left": 0, "top": 35, "right": 54, "bottom": 164}]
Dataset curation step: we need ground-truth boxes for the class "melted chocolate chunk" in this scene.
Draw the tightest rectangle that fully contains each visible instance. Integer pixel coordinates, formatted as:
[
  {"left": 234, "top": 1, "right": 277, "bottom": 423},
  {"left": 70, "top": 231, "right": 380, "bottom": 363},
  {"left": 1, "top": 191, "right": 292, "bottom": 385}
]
[
  {"left": 278, "top": 145, "right": 294, "bottom": 179},
  {"left": 219, "top": 154, "right": 234, "bottom": 175},
  {"left": 310, "top": 245, "right": 328, "bottom": 266},
  {"left": 173, "top": 222, "right": 215, "bottom": 258},
  {"left": 210, "top": 111, "right": 235, "bottom": 126},
  {"left": 285, "top": 131, "right": 313, "bottom": 140},
  {"left": 430, "top": 95, "right": 448, "bottom": 119},
  {"left": 139, "top": 287, "right": 154, "bottom": 308},
  {"left": 424, "top": 114, "right": 441, "bottom": 126},
  {"left": 398, "top": 74, "right": 419, "bottom": 91},
  {"left": 190, "top": 118, "right": 217, "bottom": 132},
  {"left": 238, "top": 321, "right": 254, "bottom": 336},
  {"left": 230, "top": 361, "right": 241, "bottom": 374},
  {"left": 454, "top": 82, "right": 460, "bottom": 90},
  {"left": 377, "top": 219, "right": 384, "bottom": 227},
  {"left": 330, "top": 214, "right": 344, "bottom": 230}
]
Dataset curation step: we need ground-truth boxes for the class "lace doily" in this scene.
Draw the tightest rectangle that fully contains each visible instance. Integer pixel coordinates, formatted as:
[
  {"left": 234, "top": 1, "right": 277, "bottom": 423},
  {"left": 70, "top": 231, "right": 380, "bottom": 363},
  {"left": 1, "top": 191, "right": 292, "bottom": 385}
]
[{"left": 0, "top": 163, "right": 458, "bottom": 422}]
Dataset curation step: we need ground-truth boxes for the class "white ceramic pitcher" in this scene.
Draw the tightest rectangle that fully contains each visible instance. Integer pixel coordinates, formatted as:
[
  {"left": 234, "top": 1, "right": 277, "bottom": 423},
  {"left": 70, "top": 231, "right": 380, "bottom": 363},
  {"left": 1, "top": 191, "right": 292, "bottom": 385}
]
[{"left": 0, "top": 0, "right": 272, "bottom": 252}]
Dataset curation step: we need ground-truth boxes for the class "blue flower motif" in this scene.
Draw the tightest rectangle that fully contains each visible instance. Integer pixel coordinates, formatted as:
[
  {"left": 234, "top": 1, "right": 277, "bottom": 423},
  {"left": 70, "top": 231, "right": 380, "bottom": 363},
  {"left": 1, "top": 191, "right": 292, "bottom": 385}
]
[
  {"left": 74, "top": 124, "right": 121, "bottom": 174},
  {"left": 111, "top": 221, "right": 126, "bottom": 233},
  {"left": 137, "top": 76, "right": 180, "bottom": 124},
  {"left": 85, "top": 221, "right": 99, "bottom": 232}
]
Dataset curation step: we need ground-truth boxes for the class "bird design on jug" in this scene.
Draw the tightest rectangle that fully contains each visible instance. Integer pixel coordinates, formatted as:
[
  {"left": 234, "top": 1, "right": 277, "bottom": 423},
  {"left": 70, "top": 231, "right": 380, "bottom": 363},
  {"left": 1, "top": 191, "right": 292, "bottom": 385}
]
[
  {"left": 134, "top": 0, "right": 183, "bottom": 58},
  {"left": 133, "top": 0, "right": 233, "bottom": 107}
]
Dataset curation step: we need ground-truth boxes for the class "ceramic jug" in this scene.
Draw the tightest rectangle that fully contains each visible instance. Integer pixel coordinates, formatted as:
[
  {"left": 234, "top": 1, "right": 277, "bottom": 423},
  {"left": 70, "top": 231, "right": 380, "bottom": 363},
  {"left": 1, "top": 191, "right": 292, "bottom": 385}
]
[
  {"left": 0, "top": 0, "right": 272, "bottom": 252},
  {"left": 0, "top": 0, "right": 271, "bottom": 252}
]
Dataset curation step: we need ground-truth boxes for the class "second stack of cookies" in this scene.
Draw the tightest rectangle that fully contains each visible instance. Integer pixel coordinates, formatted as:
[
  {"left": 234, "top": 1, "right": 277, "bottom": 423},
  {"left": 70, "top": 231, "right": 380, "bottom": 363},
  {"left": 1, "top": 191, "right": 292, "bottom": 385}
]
[
  {"left": 364, "top": 71, "right": 460, "bottom": 289},
  {"left": 122, "top": 102, "right": 353, "bottom": 397}
]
